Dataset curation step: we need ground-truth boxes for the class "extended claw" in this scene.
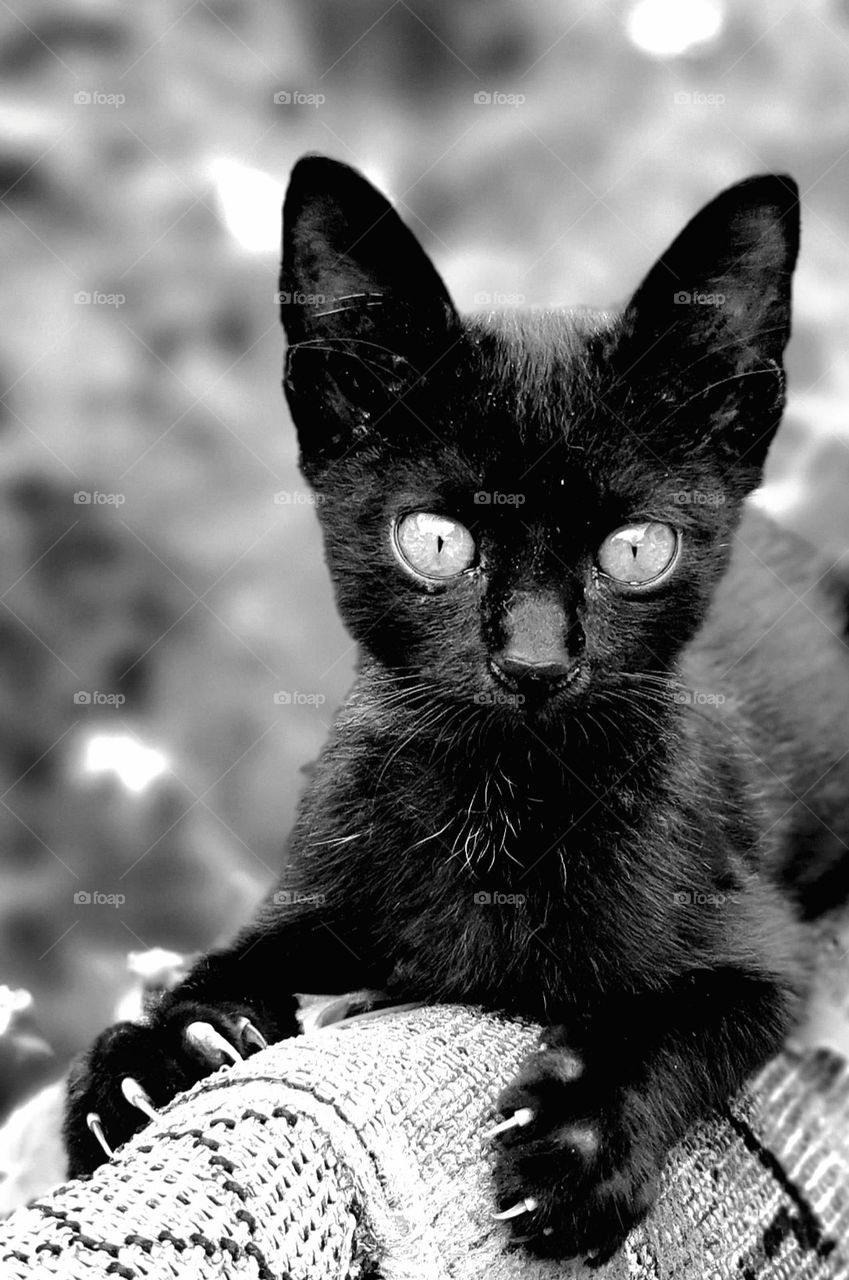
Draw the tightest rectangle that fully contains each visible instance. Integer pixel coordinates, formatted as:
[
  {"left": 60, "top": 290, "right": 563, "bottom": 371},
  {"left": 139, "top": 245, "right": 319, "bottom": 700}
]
[
  {"left": 236, "top": 1017, "right": 268, "bottom": 1054},
  {"left": 483, "top": 1106, "right": 534, "bottom": 1140},
  {"left": 185, "top": 1021, "right": 242, "bottom": 1067},
  {"left": 86, "top": 1111, "right": 113, "bottom": 1159},
  {"left": 121, "top": 1076, "right": 159, "bottom": 1121},
  {"left": 492, "top": 1196, "right": 538, "bottom": 1221}
]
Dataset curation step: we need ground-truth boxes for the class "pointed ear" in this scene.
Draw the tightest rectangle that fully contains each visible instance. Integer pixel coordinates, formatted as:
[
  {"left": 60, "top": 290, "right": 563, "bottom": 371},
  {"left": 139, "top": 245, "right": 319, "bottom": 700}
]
[
  {"left": 614, "top": 174, "right": 799, "bottom": 472},
  {"left": 280, "top": 156, "right": 460, "bottom": 468}
]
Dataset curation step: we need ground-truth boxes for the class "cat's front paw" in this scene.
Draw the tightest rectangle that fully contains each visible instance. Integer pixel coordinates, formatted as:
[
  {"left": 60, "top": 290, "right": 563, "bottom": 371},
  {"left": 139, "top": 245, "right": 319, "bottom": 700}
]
[
  {"left": 489, "top": 1039, "right": 662, "bottom": 1265},
  {"left": 63, "top": 1000, "right": 276, "bottom": 1176}
]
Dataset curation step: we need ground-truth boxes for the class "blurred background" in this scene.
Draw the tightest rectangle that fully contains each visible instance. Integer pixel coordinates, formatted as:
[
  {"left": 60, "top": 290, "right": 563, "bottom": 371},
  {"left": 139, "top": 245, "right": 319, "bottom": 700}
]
[{"left": 1, "top": 0, "right": 849, "bottom": 1131}]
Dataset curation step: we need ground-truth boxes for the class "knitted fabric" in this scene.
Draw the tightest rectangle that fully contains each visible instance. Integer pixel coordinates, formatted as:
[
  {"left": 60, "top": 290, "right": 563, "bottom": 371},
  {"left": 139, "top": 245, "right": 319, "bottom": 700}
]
[{"left": 1, "top": 1004, "right": 848, "bottom": 1278}]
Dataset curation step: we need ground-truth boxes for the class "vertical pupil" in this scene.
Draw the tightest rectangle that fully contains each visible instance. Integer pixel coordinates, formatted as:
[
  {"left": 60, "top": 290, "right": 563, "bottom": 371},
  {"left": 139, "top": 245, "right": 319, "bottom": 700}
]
[{"left": 436, "top": 535, "right": 445, "bottom": 554}]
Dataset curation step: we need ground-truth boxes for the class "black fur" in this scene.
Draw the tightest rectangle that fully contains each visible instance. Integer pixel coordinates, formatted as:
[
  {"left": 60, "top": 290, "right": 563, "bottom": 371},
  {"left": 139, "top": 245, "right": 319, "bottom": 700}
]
[{"left": 64, "top": 158, "right": 849, "bottom": 1262}]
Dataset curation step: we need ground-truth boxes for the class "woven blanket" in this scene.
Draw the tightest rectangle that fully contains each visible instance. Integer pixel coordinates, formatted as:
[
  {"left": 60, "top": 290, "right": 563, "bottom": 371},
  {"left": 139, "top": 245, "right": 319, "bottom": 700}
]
[{"left": 1, "top": 1004, "right": 848, "bottom": 1279}]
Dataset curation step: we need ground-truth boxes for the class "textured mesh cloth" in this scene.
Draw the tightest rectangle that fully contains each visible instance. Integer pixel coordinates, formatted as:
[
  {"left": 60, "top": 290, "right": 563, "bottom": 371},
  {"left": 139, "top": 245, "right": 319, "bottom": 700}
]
[{"left": 1, "top": 1003, "right": 848, "bottom": 1279}]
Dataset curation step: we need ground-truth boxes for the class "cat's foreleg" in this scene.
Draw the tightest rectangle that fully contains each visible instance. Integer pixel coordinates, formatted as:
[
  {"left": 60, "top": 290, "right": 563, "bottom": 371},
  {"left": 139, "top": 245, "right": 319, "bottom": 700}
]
[
  {"left": 489, "top": 968, "right": 795, "bottom": 1263},
  {"left": 64, "top": 902, "right": 379, "bottom": 1175}
]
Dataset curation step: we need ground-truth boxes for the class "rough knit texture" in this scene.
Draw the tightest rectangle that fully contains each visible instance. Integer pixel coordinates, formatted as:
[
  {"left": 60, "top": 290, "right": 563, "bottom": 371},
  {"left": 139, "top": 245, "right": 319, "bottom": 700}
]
[{"left": 1, "top": 1004, "right": 849, "bottom": 1278}]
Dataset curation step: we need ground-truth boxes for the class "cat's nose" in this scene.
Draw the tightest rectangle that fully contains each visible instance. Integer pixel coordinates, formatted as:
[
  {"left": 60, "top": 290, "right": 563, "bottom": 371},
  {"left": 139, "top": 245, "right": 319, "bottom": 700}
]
[{"left": 489, "top": 590, "right": 579, "bottom": 691}]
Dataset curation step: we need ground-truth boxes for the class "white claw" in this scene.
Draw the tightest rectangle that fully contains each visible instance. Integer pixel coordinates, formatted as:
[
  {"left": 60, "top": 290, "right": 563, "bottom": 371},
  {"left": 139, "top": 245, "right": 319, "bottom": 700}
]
[
  {"left": 185, "top": 1021, "right": 241, "bottom": 1066},
  {"left": 483, "top": 1107, "right": 535, "bottom": 1140},
  {"left": 236, "top": 1017, "right": 268, "bottom": 1053},
  {"left": 86, "top": 1111, "right": 113, "bottom": 1158},
  {"left": 121, "top": 1076, "right": 159, "bottom": 1121},
  {"left": 492, "top": 1196, "right": 539, "bottom": 1221}
]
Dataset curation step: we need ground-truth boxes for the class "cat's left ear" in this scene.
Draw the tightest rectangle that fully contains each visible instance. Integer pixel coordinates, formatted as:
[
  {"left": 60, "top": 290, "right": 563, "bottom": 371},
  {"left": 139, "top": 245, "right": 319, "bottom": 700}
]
[
  {"left": 615, "top": 174, "right": 800, "bottom": 470},
  {"left": 280, "top": 155, "right": 460, "bottom": 466}
]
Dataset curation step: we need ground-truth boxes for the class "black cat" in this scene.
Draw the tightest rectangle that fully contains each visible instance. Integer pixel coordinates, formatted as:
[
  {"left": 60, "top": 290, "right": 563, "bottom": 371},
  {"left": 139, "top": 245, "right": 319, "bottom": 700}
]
[{"left": 64, "top": 156, "right": 849, "bottom": 1263}]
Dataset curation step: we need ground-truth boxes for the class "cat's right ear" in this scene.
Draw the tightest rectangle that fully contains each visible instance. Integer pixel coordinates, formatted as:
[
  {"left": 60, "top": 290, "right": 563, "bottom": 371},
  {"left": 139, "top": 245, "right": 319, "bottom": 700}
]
[
  {"left": 280, "top": 156, "right": 460, "bottom": 467},
  {"left": 612, "top": 174, "right": 799, "bottom": 475}
]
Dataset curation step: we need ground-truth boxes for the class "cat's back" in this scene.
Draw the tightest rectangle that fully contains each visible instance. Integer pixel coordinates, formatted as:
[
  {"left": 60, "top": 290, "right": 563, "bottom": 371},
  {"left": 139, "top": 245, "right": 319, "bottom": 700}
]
[
  {"left": 683, "top": 501, "right": 849, "bottom": 885},
  {"left": 687, "top": 500, "right": 849, "bottom": 702}
]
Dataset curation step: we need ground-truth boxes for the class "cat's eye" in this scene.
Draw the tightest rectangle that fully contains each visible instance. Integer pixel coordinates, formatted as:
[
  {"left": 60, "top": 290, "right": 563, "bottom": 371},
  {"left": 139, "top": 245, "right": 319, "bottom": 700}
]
[
  {"left": 393, "top": 512, "right": 476, "bottom": 580},
  {"left": 597, "top": 521, "right": 679, "bottom": 587}
]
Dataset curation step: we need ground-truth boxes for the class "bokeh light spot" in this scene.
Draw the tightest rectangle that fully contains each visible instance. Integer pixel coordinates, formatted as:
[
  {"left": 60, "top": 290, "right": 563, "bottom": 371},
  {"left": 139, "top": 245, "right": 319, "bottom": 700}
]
[
  {"left": 208, "top": 158, "right": 284, "bottom": 253},
  {"left": 81, "top": 733, "right": 170, "bottom": 795},
  {"left": 627, "top": 0, "right": 724, "bottom": 57}
]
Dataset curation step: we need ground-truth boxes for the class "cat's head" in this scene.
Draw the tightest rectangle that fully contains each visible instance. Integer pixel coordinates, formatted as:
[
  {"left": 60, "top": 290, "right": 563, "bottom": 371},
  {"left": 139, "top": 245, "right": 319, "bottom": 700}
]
[{"left": 279, "top": 156, "right": 798, "bottom": 729}]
